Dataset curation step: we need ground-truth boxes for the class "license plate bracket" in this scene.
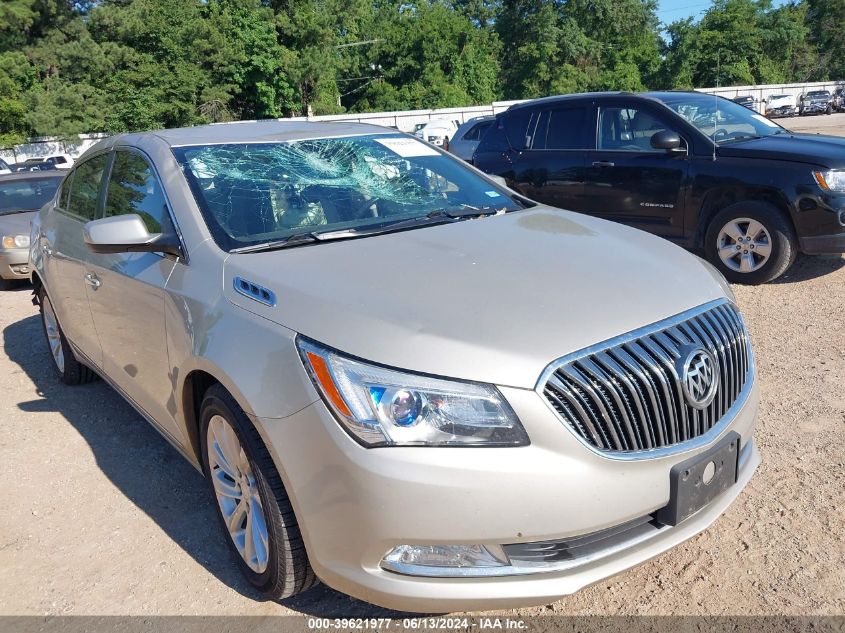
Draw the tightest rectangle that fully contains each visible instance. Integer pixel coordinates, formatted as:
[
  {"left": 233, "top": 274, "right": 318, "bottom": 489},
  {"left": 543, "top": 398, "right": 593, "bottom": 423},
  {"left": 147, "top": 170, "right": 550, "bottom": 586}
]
[{"left": 656, "top": 431, "right": 740, "bottom": 527}]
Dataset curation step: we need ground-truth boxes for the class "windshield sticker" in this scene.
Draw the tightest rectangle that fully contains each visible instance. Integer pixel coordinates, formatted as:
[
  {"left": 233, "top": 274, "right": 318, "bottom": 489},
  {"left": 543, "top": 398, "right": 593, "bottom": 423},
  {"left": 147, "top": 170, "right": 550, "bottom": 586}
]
[
  {"left": 751, "top": 114, "right": 780, "bottom": 128},
  {"left": 374, "top": 137, "right": 440, "bottom": 157},
  {"left": 484, "top": 191, "right": 502, "bottom": 198}
]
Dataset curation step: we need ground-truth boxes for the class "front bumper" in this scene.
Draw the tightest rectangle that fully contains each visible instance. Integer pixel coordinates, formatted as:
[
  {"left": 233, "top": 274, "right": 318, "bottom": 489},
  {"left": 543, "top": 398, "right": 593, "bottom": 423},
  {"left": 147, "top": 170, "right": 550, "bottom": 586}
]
[
  {"left": 800, "top": 104, "right": 828, "bottom": 114},
  {"left": 0, "top": 248, "right": 31, "bottom": 280},
  {"left": 257, "top": 378, "right": 760, "bottom": 612},
  {"left": 766, "top": 106, "right": 795, "bottom": 117}
]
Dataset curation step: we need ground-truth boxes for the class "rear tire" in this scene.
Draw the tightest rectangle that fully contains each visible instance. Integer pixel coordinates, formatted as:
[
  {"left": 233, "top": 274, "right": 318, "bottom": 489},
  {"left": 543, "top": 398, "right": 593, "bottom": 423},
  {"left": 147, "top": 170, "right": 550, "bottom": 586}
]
[
  {"left": 704, "top": 201, "right": 797, "bottom": 285},
  {"left": 200, "top": 384, "right": 318, "bottom": 600},
  {"left": 38, "top": 288, "right": 97, "bottom": 385}
]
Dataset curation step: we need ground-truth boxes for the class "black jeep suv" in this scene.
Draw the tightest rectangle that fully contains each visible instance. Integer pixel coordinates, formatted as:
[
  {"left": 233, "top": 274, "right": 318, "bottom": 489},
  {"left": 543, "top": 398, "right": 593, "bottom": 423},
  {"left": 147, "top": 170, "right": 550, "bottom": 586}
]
[{"left": 473, "top": 91, "right": 845, "bottom": 284}]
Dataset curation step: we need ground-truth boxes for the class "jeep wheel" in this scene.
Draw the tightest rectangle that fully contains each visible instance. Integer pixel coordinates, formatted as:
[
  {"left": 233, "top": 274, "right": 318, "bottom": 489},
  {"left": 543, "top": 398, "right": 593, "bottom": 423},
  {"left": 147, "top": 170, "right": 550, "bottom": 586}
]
[
  {"left": 38, "top": 288, "right": 98, "bottom": 385},
  {"left": 200, "top": 384, "right": 318, "bottom": 600},
  {"left": 705, "top": 202, "right": 797, "bottom": 285}
]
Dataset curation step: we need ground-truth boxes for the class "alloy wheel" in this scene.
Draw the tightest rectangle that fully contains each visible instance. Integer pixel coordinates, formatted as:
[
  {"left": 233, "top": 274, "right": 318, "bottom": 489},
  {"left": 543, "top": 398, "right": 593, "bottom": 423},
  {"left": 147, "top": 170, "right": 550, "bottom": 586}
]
[
  {"left": 206, "top": 414, "right": 270, "bottom": 574},
  {"left": 716, "top": 217, "right": 772, "bottom": 273},
  {"left": 42, "top": 296, "right": 65, "bottom": 374}
]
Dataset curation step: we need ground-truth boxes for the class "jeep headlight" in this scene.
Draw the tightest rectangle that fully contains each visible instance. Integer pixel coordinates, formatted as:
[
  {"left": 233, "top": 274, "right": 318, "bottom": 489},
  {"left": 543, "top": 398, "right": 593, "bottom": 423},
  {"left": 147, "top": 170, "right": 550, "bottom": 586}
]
[
  {"left": 298, "top": 338, "right": 528, "bottom": 447},
  {"left": 813, "top": 170, "right": 845, "bottom": 193},
  {"left": 1, "top": 234, "right": 30, "bottom": 249}
]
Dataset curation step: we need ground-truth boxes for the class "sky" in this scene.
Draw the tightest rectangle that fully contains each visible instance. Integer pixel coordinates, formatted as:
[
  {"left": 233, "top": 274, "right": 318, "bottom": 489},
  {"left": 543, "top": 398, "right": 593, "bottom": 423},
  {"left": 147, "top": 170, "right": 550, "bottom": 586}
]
[{"left": 656, "top": 0, "right": 790, "bottom": 25}]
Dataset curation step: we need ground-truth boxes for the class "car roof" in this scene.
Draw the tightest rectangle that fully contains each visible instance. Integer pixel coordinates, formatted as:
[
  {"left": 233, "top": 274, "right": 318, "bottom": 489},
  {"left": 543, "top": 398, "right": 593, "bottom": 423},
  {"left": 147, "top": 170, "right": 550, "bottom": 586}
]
[
  {"left": 111, "top": 120, "right": 397, "bottom": 148},
  {"left": 0, "top": 171, "right": 64, "bottom": 182},
  {"left": 504, "top": 90, "right": 715, "bottom": 113}
]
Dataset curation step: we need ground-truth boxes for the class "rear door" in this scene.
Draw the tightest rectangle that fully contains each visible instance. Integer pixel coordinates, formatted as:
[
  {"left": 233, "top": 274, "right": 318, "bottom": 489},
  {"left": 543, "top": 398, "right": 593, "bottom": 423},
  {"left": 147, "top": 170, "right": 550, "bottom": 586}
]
[
  {"left": 40, "top": 153, "right": 111, "bottom": 368},
  {"left": 506, "top": 104, "right": 592, "bottom": 211},
  {"left": 83, "top": 148, "right": 183, "bottom": 440},
  {"left": 582, "top": 101, "right": 689, "bottom": 239}
]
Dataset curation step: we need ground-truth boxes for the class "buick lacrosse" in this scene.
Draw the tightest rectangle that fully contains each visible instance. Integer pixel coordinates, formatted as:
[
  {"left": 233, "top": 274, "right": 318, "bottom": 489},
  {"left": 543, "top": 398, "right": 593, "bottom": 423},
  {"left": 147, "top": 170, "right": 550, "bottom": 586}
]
[{"left": 29, "top": 121, "right": 759, "bottom": 612}]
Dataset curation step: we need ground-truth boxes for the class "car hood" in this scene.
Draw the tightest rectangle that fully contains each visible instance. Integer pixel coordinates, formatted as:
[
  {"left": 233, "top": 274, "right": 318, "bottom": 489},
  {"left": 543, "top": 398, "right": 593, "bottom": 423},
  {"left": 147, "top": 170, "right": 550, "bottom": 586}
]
[
  {"left": 717, "top": 133, "right": 845, "bottom": 168},
  {"left": 223, "top": 208, "right": 727, "bottom": 389},
  {"left": 0, "top": 211, "right": 35, "bottom": 239},
  {"left": 767, "top": 97, "right": 793, "bottom": 107}
]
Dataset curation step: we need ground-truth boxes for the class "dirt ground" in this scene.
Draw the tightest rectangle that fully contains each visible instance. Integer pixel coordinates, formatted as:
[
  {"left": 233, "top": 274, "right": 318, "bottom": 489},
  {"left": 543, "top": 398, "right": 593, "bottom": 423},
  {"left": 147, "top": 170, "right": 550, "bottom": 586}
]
[{"left": 1, "top": 115, "right": 844, "bottom": 618}]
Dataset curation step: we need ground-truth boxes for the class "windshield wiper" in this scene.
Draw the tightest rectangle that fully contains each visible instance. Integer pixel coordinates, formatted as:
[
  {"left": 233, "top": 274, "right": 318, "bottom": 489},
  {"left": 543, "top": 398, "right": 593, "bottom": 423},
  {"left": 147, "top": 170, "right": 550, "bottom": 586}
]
[
  {"left": 230, "top": 207, "right": 503, "bottom": 253},
  {"left": 229, "top": 231, "right": 320, "bottom": 254},
  {"left": 0, "top": 208, "right": 36, "bottom": 216}
]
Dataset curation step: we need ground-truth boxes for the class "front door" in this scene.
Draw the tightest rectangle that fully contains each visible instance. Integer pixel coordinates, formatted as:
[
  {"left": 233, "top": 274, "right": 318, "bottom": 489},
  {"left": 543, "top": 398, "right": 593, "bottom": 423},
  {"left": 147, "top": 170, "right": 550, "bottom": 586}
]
[
  {"left": 83, "top": 149, "right": 183, "bottom": 442},
  {"left": 582, "top": 103, "right": 689, "bottom": 239}
]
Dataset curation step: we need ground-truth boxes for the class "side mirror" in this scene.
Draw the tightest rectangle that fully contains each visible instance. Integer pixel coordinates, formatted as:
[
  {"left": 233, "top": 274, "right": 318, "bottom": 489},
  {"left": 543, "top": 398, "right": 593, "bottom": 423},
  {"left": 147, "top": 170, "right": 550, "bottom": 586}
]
[
  {"left": 488, "top": 175, "right": 508, "bottom": 188},
  {"left": 84, "top": 214, "right": 182, "bottom": 257},
  {"left": 651, "top": 130, "right": 685, "bottom": 153}
]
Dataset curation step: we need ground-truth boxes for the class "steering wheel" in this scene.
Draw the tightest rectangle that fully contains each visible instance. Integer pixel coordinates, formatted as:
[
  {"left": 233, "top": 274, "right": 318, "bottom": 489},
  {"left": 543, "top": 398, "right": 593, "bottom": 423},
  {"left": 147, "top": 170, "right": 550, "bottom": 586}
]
[{"left": 711, "top": 128, "right": 729, "bottom": 142}]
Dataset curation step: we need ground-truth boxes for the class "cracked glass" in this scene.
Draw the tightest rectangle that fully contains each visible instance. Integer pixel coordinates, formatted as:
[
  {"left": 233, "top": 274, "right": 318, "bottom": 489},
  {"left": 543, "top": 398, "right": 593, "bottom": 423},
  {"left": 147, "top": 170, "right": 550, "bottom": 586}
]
[{"left": 172, "top": 134, "right": 519, "bottom": 251}]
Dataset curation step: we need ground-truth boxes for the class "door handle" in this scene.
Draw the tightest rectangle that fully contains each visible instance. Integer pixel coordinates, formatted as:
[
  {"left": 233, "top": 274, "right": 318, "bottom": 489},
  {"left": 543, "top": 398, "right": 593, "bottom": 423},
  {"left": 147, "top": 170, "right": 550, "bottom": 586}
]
[
  {"left": 84, "top": 272, "right": 101, "bottom": 289},
  {"left": 592, "top": 161, "right": 615, "bottom": 168}
]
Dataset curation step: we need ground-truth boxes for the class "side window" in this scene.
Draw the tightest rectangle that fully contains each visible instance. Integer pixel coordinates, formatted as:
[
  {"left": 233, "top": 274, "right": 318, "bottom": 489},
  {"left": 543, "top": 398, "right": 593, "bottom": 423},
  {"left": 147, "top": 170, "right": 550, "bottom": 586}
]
[
  {"left": 528, "top": 107, "right": 588, "bottom": 150},
  {"left": 66, "top": 154, "right": 109, "bottom": 221},
  {"left": 105, "top": 150, "right": 175, "bottom": 235},
  {"left": 463, "top": 121, "right": 492, "bottom": 142},
  {"left": 598, "top": 106, "right": 679, "bottom": 151}
]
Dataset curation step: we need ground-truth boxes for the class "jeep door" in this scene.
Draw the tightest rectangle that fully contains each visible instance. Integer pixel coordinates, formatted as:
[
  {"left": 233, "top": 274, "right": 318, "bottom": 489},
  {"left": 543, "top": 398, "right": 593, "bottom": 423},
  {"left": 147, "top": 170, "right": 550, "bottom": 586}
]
[{"left": 582, "top": 102, "right": 689, "bottom": 240}]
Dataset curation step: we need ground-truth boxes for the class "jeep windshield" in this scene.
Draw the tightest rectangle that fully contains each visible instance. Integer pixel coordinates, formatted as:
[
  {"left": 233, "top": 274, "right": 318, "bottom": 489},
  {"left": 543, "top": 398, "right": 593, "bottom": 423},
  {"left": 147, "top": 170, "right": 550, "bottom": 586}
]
[
  {"left": 173, "top": 134, "right": 521, "bottom": 252},
  {"left": 657, "top": 93, "right": 787, "bottom": 144}
]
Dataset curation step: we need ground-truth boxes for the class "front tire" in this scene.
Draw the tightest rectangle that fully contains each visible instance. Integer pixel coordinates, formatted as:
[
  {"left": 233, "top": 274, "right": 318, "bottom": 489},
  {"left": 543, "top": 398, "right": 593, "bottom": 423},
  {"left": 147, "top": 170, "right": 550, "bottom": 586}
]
[
  {"left": 704, "top": 202, "right": 797, "bottom": 285},
  {"left": 200, "top": 384, "right": 318, "bottom": 600},
  {"left": 38, "top": 288, "right": 97, "bottom": 385}
]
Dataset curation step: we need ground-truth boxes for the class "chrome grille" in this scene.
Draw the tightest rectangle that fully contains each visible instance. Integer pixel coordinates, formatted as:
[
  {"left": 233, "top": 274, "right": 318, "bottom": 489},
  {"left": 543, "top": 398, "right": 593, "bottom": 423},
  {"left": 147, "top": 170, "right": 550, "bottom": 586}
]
[{"left": 541, "top": 301, "right": 751, "bottom": 453}]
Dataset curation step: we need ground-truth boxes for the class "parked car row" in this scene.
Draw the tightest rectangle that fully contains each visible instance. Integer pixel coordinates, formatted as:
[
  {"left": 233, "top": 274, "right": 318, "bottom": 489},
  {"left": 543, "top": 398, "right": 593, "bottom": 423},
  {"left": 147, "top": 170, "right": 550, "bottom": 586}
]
[{"left": 0, "top": 153, "right": 75, "bottom": 173}]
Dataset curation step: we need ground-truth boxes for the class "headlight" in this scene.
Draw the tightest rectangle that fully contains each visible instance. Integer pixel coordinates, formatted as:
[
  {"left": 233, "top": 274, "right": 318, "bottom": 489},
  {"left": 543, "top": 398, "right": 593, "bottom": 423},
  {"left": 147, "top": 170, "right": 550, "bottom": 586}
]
[
  {"left": 813, "top": 170, "right": 845, "bottom": 192},
  {"left": 298, "top": 338, "right": 528, "bottom": 447},
  {"left": 1, "top": 234, "right": 30, "bottom": 249}
]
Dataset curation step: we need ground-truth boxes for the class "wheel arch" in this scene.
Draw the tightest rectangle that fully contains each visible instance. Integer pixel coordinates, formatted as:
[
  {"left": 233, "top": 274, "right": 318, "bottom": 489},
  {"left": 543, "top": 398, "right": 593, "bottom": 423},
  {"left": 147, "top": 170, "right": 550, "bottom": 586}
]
[
  {"left": 695, "top": 186, "right": 798, "bottom": 249},
  {"left": 179, "top": 360, "right": 265, "bottom": 470}
]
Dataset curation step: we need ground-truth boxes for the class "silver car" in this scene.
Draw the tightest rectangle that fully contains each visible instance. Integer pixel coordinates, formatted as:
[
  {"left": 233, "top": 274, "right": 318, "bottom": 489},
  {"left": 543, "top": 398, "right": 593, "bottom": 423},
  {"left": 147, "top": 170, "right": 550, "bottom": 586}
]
[
  {"left": 448, "top": 115, "right": 495, "bottom": 161},
  {"left": 29, "top": 121, "right": 760, "bottom": 612},
  {"left": 0, "top": 171, "right": 63, "bottom": 288}
]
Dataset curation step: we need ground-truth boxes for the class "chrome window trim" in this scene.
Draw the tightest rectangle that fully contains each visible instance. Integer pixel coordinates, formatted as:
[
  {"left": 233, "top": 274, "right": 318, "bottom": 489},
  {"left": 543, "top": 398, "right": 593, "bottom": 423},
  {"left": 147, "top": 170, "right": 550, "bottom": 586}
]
[{"left": 534, "top": 299, "right": 755, "bottom": 462}]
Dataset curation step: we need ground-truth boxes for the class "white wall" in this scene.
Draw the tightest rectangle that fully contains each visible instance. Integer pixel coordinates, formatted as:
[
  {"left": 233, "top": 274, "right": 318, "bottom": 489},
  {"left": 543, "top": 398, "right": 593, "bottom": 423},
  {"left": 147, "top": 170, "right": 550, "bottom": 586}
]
[
  {"left": 3, "top": 79, "right": 842, "bottom": 161},
  {"left": 0, "top": 133, "right": 109, "bottom": 165}
]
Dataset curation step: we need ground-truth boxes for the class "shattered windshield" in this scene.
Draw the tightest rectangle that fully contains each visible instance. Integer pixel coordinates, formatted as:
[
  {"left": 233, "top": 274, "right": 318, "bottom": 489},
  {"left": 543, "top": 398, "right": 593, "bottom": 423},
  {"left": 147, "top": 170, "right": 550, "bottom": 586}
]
[
  {"left": 172, "top": 134, "right": 520, "bottom": 251},
  {"left": 658, "top": 94, "right": 786, "bottom": 143}
]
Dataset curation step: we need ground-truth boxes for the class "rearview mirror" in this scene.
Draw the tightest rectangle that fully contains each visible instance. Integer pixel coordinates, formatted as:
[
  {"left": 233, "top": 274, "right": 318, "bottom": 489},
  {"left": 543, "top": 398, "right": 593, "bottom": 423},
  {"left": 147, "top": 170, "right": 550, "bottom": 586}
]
[
  {"left": 650, "top": 130, "right": 685, "bottom": 153},
  {"left": 83, "top": 214, "right": 182, "bottom": 257}
]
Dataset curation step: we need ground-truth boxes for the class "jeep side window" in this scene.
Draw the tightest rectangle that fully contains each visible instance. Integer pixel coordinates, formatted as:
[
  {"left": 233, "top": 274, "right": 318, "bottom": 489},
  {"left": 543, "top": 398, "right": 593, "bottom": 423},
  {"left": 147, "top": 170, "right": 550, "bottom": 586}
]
[
  {"left": 598, "top": 106, "right": 680, "bottom": 152},
  {"left": 527, "top": 107, "right": 588, "bottom": 150}
]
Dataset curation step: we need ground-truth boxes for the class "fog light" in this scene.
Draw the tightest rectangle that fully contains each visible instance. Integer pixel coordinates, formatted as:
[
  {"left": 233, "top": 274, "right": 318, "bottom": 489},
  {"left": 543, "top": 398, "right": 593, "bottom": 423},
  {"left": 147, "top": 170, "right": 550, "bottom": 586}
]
[{"left": 381, "top": 544, "right": 509, "bottom": 576}]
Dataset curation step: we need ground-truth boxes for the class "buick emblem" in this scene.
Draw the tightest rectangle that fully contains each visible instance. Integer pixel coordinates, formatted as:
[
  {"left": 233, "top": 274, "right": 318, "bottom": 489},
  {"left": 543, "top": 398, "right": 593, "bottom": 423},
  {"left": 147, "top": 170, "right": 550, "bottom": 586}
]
[{"left": 678, "top": 346, "right": 718, "bottom": 409}]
